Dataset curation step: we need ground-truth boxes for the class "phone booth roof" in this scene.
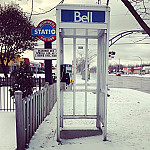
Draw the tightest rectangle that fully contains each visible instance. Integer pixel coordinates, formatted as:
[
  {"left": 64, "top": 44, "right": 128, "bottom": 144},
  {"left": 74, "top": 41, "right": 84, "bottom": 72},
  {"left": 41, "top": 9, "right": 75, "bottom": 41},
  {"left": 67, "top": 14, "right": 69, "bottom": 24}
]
[{"left": 56, "top": 4, "right": 110, "bottom": 38}]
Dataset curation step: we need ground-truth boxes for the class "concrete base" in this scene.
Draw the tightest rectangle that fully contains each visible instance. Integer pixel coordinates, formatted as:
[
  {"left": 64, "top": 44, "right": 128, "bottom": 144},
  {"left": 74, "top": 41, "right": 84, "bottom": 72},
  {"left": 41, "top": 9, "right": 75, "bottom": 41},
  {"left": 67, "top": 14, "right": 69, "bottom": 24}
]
[{"left": 60, "top": 128, "right": 102, "bottom": 139}]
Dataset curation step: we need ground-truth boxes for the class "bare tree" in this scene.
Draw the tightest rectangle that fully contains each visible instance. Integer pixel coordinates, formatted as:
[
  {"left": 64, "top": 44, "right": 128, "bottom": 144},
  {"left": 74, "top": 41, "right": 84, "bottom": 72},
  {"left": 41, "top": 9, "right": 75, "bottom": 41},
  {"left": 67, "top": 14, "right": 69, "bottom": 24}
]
[
  {"left": 121, "top": 0, "right": 150, "bottom": 36},
  {"left": 76, "top": 49, "right": 96, "bottom": 73},
  {"left": 106, "top": 0, "right": 150, "bottom": 36},
  {"left": 0, "top": 3, "right": 37, "bottom": 77}
]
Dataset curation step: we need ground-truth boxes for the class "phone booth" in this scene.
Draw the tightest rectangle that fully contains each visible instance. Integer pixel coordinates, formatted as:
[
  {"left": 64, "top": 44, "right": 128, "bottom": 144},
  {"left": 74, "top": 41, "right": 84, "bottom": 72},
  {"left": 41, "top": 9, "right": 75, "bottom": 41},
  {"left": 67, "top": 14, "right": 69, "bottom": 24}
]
[{"left": 56, "top": 4, "right": 110, "bottom": 142}]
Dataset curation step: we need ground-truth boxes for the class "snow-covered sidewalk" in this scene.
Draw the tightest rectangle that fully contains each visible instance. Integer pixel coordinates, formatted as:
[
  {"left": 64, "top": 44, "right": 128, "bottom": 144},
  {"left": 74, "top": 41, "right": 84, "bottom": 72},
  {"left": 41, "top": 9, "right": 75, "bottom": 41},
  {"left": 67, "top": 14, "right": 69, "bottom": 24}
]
[
  {"left": 28, "top": 88, "right": 150, "bottom": 150},
  {"left": 0, "top": 112, "right": 16, "bottom": 150}
]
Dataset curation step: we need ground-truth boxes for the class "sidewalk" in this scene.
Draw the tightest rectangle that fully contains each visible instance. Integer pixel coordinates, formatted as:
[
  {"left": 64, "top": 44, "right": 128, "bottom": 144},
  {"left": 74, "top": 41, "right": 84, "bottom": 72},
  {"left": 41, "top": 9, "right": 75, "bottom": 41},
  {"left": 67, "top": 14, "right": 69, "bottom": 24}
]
[
  {"left": 28, "top": 88, "right": 150, "bottom": 150},
  {"left": 0, "top": 112, "right": 16, "bottom": 150}
]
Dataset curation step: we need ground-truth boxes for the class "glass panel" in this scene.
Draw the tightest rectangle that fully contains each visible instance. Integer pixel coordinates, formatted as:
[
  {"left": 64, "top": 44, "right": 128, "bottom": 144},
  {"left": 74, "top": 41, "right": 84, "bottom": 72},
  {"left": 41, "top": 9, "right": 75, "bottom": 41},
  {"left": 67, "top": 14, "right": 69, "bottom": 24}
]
[
  {"left": 63, "top": 29, "right": 74, "bottom": 36},
  {"left": 87, "top": 39, "right": 97, "bottom": 91},
  {"left": 88, "top": 29, "right": 98, "bottom": 36},
  {"left": 76, "top": 29, "right": 86, "bottom": 36},
  {"left": 64, "top": 38, "right": 73, "bottom": 64},
  {"left": 62, "top": 28, "right": 101, "bottom": 37}
]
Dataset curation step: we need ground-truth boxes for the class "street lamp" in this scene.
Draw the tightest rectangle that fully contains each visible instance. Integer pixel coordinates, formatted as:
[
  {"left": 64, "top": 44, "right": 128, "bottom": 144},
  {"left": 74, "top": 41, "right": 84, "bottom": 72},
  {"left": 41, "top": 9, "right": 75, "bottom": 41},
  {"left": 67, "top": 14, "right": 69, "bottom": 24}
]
[{"left": 133, "top": 56, "right": 142, "bottom": 75}]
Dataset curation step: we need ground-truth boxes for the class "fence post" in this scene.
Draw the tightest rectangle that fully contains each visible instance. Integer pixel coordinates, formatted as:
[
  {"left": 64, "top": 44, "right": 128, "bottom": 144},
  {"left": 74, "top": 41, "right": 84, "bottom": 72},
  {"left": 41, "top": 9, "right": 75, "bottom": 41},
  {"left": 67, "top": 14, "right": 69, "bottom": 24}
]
[
  {"left": 44, "top": 82, "right": 49, "bottom": 117},
  {"left": 54, "top": 83, "right": 57, "bottom": 103},
  {"left": 0, "top": 77, "right": 2, "bottom": 109},
  {"left": 15, "top": 91, "right": 25, "bottom": 150},
  {"left": 39, "top": 76, "right": 41, "bottom": 90}
]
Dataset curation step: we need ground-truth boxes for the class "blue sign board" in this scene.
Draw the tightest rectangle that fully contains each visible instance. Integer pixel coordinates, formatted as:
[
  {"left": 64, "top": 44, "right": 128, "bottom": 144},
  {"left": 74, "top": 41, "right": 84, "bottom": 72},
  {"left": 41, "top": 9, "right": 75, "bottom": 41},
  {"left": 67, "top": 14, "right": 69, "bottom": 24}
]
[
  {"left": 61, "top": 10, "right": 105, "bottom": 23},
  {"left": 32, "top": 25, "right": 56, "bottom": 37},
  {"left": 31, "top": 20, "right": 56, "bottom": 42}
]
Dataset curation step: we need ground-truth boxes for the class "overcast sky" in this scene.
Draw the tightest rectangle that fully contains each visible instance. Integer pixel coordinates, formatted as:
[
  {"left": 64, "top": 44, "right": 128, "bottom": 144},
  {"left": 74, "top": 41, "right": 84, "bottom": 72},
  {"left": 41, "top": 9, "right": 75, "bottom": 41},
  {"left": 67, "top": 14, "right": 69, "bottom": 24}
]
[{"left": 1, "top": 0, "right": 150, "bottom": 66}]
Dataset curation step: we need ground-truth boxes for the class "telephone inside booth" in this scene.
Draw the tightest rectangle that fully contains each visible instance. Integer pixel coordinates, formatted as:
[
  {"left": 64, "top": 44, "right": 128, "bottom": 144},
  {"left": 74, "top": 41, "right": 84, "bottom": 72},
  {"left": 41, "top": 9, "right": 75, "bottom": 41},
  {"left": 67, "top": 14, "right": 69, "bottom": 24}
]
[{"left": 60, "top": 64, "right": 73, "bottom": 91}]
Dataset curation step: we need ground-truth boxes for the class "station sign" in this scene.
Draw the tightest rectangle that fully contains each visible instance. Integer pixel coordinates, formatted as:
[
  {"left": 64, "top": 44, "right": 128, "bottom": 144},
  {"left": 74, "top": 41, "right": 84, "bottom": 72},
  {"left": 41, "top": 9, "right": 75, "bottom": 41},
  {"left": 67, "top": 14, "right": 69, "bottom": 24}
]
[
  {"left": 61, "top": 10, "right": 105, "bottom": 23},
  {"left": 31, "top": 20, "right": 56, "bottom": 42},
  {"left": 33, "top": 48, "right": 57, "bottom": 60}
]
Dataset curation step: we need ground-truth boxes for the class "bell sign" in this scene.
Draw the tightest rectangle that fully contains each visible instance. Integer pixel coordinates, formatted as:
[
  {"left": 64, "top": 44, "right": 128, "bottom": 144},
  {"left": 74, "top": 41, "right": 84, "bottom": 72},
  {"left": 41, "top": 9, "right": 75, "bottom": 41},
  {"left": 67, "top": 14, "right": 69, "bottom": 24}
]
[{"left": 61, "top": 10, "right": 105, "bottom": 23}]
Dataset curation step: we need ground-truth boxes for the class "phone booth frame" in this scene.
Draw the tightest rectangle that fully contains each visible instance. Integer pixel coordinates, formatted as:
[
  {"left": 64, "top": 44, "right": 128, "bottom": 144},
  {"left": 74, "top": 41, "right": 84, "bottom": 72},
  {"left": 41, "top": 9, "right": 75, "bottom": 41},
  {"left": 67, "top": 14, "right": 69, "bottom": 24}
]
[{"left": 56, "top": 4, "right": 110, "bottom": 142}]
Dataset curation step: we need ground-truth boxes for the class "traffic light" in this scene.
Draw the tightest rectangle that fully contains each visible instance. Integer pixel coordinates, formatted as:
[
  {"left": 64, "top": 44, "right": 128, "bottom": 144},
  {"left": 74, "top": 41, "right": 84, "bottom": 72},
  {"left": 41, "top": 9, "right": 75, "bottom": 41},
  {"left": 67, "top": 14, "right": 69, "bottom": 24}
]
[{"left": 109, "top": 51, "right": 115, "bottom": 55}]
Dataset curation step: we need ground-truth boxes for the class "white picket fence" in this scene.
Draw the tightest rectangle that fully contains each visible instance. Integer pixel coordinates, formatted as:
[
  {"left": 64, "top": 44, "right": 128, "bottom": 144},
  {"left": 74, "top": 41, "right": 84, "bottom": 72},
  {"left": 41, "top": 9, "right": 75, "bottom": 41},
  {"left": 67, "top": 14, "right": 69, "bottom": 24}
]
[{"left": 15, "top": 83, "right": 57, "bottom": 150}]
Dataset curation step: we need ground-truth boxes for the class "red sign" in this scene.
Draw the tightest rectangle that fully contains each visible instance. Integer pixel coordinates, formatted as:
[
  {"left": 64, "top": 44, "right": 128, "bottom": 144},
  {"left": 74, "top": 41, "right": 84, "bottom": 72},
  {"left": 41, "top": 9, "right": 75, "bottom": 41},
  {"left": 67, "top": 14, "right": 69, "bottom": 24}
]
[{"left": 31, "top": 20, "right": 56, "bottom": 42}]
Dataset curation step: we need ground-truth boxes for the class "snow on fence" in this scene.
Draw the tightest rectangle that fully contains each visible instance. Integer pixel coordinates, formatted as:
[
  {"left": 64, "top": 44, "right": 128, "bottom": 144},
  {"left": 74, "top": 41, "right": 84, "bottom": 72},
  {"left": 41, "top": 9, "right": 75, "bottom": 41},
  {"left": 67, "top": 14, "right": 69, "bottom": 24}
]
[{"left": 15, "top": 83, "right": 57, "bottom": 150}]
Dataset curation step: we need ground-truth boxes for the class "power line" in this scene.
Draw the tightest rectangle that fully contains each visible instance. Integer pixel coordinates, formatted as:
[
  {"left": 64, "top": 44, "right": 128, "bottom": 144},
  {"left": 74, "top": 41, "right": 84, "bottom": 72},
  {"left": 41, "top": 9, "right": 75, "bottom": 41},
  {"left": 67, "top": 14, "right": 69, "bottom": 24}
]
[
  {"left": 26, "top": 0, "right": 64, "bottom": 16},
  {"left": 29, "top": 0, "right": 33, "bottom": 21}
]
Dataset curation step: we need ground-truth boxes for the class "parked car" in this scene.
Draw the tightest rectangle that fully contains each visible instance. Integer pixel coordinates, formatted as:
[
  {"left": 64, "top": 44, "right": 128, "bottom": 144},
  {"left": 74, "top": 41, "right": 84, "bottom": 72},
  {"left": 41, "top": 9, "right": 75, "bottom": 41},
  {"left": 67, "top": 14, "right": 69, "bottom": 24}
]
[
  {"left": 116, "top": 72, "right": 121, "bottom": 76},
  {"left": 38, "top": 70, "right": 45, "bottom": 74}
]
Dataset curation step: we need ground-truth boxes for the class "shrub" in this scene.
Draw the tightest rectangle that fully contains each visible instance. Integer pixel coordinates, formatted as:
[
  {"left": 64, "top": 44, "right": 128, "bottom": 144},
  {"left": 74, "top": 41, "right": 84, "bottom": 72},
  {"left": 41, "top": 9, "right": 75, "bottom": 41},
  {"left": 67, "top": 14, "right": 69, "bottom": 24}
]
[{"left": 10, "top": 63, "right": 34, "bottom": 98}]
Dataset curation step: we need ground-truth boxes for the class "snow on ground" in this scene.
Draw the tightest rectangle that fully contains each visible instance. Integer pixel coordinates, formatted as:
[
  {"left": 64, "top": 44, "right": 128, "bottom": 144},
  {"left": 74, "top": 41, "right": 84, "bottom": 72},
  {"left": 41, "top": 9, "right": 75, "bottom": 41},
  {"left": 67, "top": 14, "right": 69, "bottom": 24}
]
[
  {"left": 1, "top": 73, "right": 150, "bottom": 150},
  {"left": 0, "top": 112, "right": 16, "bottom": 150},
  {"left": 1, "top": 72, "right": 150, "bottom": 78},
  {"left": 109, "top": 73, "right": 150, "bottom": 78},
  {"left": 28, "top": 88, "right": 150, "bottom": 150}
]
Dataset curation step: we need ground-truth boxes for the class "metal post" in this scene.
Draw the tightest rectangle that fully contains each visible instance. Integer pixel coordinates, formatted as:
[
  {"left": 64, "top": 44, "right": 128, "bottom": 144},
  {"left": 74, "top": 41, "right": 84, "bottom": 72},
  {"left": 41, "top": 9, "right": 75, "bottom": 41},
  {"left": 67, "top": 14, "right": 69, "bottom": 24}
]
[
  {"left": 73, "top": 35, "right": 76, "bottom": 116},
  {"left": 103, "top": 33, "right": 107, "bottom": 141},
  {"left": 60, "top": 36, "right": 64, "bottom": 128},
  {"left": 96, "top": 37, "right": 101, "bottom": 128},
  {"left": 100, "top": 35, "right": 103, "bottom": 123},
  {"left": 45, "top": 42, "right": 53, "bottom": 85},
  {"left": 85, "top": 37, "right": 88, "bottom": 116},
  {"left": 56, "top": 8, "right": 61, "bottom": 142}
]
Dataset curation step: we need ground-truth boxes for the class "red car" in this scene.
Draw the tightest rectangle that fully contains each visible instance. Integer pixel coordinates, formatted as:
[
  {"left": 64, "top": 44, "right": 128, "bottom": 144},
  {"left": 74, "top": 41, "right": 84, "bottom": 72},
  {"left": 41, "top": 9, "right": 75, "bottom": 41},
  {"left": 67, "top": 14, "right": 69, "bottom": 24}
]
[{"left": 116, "top": 72, "right": 121, "bottom": 76}]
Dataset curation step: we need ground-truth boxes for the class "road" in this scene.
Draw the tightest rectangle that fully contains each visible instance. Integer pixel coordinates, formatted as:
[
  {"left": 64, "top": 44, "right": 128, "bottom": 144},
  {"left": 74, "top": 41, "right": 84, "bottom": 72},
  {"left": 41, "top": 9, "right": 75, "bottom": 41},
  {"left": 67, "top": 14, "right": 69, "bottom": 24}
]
[{"left": 108, "top": 75, "right": 150, "bottom": 94}]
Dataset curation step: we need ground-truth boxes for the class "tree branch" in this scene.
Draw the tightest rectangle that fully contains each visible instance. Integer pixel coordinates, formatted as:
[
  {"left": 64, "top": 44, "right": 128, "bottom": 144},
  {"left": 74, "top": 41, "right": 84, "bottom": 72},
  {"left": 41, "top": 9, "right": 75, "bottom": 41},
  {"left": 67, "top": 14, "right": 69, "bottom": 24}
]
[{"left": 121, "top": 0, "right": 150, "bottom": 36}]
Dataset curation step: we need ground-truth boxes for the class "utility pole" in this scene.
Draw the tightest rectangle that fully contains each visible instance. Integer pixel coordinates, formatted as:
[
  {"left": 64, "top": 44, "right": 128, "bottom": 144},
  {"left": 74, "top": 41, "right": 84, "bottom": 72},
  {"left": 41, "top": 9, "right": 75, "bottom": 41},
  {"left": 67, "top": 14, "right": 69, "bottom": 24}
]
[
  {"left": 134, "top": 56, "right": 142, "bottom": 75},
  {"left": 97, "top": 0, "right": 101, "bottom": 5},
  {"left": 119, "top": 58, "right": 120, "bottom": 72}
]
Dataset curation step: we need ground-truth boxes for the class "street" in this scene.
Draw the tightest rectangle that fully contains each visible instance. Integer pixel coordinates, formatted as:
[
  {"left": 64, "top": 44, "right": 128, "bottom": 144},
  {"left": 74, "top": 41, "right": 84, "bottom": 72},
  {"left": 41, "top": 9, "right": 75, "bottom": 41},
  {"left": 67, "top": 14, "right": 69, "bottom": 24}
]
[{"left": 108, "top": 75, "right": 150, "bottom": 94}]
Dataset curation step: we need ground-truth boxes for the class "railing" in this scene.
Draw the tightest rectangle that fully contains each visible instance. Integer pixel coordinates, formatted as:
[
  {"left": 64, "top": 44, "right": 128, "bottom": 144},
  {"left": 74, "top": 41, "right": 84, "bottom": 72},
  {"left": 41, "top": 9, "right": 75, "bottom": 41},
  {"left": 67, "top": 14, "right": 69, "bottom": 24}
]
[
  {"left": 0, "top": 76, "right": 45, "bottom": 87},
  {"left": 15, "top": 83, "right": 57, "bottom": 150},
  {"left": 0, "top": 77, "right": 45, "bottom": 111},
  {"left": 0, "top": 77, "right": 15, "bottom": 111}
]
